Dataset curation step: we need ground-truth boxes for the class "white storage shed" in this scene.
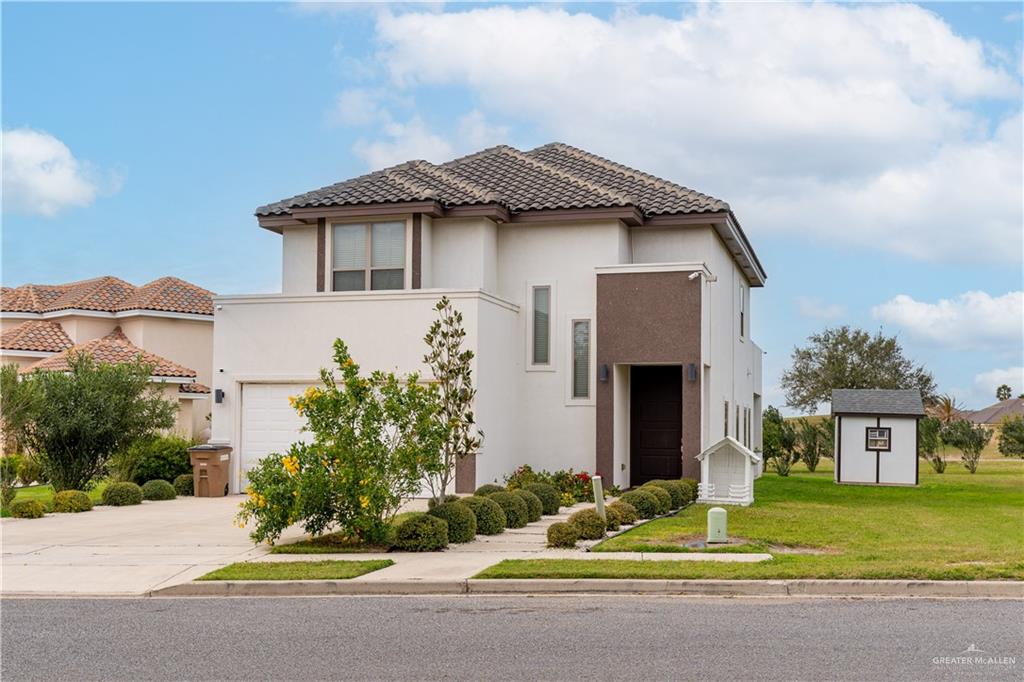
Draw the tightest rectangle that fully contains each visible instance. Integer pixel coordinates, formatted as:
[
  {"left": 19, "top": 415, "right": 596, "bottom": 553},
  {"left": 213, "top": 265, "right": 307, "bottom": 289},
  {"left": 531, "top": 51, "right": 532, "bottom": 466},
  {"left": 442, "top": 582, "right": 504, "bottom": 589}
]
[{"left": 831, "top": 389, "right": 924, "bottom": 486}]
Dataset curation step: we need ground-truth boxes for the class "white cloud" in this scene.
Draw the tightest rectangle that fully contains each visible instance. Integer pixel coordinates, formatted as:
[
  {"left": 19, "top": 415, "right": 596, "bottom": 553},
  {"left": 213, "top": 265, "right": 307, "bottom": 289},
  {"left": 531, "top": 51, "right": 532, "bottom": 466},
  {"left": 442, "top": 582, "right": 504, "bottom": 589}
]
[
  {"left": 973, "top": 366, "right": 1024, "bottom": 403},
  {"left": 872, "top": 290, "right": 1024, "bottom": 350},
  {"left": 796, "top": 296, "right": 847, "bottom": 320},
  {"left": 457, "top": 109, "right": 509, "bottom": 149},
  {"left": 352, "top": 116, "right": 454, "bottom": 168},
  {"left": 359, "top": 3, "right": 1021, "bottom": 263},
  {"left": 2, "top": 128, "right": 104, "bottom": 216}
]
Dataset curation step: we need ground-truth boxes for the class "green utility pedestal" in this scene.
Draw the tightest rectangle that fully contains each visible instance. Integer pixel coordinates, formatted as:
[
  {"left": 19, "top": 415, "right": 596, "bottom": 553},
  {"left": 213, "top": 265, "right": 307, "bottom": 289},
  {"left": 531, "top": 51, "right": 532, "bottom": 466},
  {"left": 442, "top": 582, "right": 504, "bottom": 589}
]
[{"left": 707, "top": 506, "right": 728, "bottom": 544}]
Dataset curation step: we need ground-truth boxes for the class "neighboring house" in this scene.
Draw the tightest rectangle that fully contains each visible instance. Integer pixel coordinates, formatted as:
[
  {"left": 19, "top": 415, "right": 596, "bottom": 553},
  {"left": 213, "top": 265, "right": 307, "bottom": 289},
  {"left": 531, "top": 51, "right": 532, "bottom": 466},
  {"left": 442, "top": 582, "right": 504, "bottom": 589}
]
[
  {"left": 1, "top": 276, "right": 214, "bottom": 440},
  {"left": 212, "top": 143, "right": 766, "bottom": 494},
  {"left": 963, "top": 398, "right": 1024, "bottom": 428},
  {"left": 832, "top": 389, "right": 925, "bottom": 486}
]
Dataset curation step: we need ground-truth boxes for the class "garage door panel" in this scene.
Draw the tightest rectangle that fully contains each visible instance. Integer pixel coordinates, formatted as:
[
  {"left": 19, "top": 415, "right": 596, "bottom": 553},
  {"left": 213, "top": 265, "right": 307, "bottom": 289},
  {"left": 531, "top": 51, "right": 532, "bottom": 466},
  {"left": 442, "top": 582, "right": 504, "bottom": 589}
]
[{"left": 240, "top": 383, "right": 313, "bottom": 487}]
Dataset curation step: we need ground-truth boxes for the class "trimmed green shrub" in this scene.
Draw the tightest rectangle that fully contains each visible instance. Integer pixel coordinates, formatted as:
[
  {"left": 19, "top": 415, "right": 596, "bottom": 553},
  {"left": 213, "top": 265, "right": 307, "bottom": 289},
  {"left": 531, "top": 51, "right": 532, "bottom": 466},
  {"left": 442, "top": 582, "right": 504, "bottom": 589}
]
[
  {"left": 428, "top": 501, "right": 477, "bottom": 543},
  {"left": 640, "top": 484, "right": 672, "bottom": 514},
  {"left": 427, "top": 494, "right": 459, "bottom": 510},
  {"left": 678, "top": 478, "right": 698, "bottom": 505},
  {"left": 112, "top": 434, "right": 193, "bottom": 486},
  {"left": 604, "top": 505, "right": 622, "bottom": 531},
  {"left": 16, "top": 457, "right": 45, "bottom": 486},
  {"left": 568, "top": 508, "right": 606, "bottom": 540},
  {"left": 142, "top": 479, "right": 176, "bottom": 501},
  {"left": 101, "top": 481, "right": 143, "bottom": 506},
  {"left": 10, "top": 498, "right": 45, "bottom": 518},
  {"left": 475, "top": 483, "right": 505, "bottom": 496},
  {"left": 513, "top": 488, "right": 543, "bottom": 523},
  {"left": 52, "top": 490, "right": 92, "bottom": 513},
  {"left": 460, "top": 495, "right": 506, "bottom": 535},
  {"left": 488, "top": 491, "right": 528, "bottom": 528},
  {"left": 619, "top": 489, "right": 659, "bottom": 519},
  {"left": 173, "top": 474, "right": 194, "bottom": 497},
  {"left": 524, "top": 482, "right": 560, "bottom": 515},
  {"left": 393, "top": 513, "right": 449, "bottom": 551},
  {"left": 609, "top": 500, "right": 638, "bottom": 525},
  {"left": 644, "top": 480, "right": 686, "bottom": 508},
  {"left": 547, "top": 521, "right": 579, "bottom": 548}
]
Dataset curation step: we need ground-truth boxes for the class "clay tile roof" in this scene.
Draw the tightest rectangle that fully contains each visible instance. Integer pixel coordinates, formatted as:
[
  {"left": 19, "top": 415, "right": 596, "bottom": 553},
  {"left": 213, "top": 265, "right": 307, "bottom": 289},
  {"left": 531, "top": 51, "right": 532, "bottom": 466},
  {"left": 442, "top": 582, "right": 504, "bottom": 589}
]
[
  {"left": 0, "top": 320, "right": 74, "bottom": 353},
  {"left": 22, "top": 327, "right": 197, "bottom": 378},
  {"left": 1, "top": 276, "right": 213, "bottom": 316},
  {"left": 179, "top": 382, "right": 211, "bottom": 394},
  {"left": 254, "top": 142, "right": 729, "bottom": 218}
]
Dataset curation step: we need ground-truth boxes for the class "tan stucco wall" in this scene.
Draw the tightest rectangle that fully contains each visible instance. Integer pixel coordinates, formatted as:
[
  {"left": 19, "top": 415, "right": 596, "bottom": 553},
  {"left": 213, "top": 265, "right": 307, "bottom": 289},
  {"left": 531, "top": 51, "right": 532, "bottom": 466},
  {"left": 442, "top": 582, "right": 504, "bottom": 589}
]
[
  {"left": 0, "top": 352, "right": 48, "bottom": 370},
  {"left": 122, "top": 317, "right": 213, "bottom": 387}
]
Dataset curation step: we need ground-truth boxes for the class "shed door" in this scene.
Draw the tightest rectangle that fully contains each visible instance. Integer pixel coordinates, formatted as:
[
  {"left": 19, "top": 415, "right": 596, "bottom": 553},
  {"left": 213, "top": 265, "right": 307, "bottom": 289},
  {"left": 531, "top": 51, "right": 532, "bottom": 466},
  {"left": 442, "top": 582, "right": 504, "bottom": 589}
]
[
  {"left": 239, "top": 383, "right": 312, "bottom": 487},
  {"left": 630, "top": 365, "right": 683, "bottom": 485}
]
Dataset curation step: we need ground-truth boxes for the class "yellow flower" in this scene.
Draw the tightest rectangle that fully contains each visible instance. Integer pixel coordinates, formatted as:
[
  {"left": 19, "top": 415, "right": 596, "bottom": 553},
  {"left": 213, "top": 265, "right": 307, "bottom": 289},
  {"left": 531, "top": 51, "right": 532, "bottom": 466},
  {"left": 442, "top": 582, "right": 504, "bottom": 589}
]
[
  {"left": 359, "top": 495, "right": 370, "bottom": 509},
  {"left": 343, "top": 358, "right": 354, "bottom": 368},
  {"left": 282, "top": 455, "right": 299, "bottom": 475}
]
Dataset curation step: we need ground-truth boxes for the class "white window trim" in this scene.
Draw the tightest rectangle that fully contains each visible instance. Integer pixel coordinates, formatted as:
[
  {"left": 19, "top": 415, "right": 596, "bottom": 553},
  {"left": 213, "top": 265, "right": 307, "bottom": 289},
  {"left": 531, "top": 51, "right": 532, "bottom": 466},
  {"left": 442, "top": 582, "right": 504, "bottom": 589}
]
[
  {"left": 327, "top": 217, "right": 411, "bottom": 292},
  {"left": 563, "top": 312, "right": 595, "bottom": 405},
  {"left": 526, "top": 280, "right": 556, "bottom": 372}
]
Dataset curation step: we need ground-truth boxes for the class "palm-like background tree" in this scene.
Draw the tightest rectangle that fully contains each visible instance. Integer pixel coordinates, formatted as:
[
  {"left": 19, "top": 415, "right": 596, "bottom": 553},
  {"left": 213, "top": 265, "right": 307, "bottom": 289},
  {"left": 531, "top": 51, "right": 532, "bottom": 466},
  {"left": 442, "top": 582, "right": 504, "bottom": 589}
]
[{"left": 929, "top": 394, "right": 964, "bottom": 424}]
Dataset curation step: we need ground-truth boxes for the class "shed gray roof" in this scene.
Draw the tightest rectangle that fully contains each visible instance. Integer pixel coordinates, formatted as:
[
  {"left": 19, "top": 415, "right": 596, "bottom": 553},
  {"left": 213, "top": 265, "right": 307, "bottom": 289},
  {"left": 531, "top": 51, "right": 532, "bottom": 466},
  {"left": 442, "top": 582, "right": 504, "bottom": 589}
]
[{"left": 830, "top": 389, "right": 925, "bottom": 416}]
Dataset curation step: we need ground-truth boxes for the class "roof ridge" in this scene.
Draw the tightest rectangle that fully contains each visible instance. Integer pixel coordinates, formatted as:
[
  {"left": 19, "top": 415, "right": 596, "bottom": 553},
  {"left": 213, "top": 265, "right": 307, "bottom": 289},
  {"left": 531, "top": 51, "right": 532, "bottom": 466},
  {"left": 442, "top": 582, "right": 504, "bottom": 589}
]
[
  {"left": 440, "top": 144, "right": 515, "bottom": 168},
  {"left": 534, "top": 142, "right": 727, "bottom": 210},
  {"left": 408, "top": 160, "right": 505, "bottom": 205},
  {"left": 497, "top": 146, "right": 634, "bottom": 206},
  {"left": 380, "top": 163, "right": 439, "bottom": 200}
]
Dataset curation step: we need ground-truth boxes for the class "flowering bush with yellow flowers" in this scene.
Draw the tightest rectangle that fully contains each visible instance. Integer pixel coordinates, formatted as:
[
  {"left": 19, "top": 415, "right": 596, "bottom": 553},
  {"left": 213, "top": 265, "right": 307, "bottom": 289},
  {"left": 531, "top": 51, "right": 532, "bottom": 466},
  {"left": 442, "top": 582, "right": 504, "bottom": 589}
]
[{"left": 237, "top": 339, "right": 448, "bottom": 545}]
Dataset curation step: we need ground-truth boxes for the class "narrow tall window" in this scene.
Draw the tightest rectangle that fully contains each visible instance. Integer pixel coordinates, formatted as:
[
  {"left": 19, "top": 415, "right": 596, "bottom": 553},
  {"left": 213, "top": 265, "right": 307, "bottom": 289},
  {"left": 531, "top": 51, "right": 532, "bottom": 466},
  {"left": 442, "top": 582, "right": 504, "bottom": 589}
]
[
  {"left": 739, "top": 284, "right": 746, "bottom": 338},
  {"left": 571, "top": 320, "right": 590, "bottom": 399},
  {"left": 724, "top": 401, "right": 730, "bottom": 438},
  {"left": 532, "top": 286, "right": 550, "bottom": 365},
  {"left": 736, "top": 405, "right": 740, "bottom": 439},
  {"left": 332, "top": 221, "right": 405, "bottom": 291}
]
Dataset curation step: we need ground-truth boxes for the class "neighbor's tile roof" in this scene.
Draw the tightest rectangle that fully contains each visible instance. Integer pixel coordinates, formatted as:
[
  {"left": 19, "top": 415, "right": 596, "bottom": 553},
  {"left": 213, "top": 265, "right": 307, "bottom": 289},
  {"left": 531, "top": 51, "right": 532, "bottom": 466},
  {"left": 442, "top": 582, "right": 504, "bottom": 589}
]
[
  {"left": 1, "top": 276, "right": 214, "bottom": 316},
  {"left": 179, "top": 382, "right": 211, "bottom": 394},
  {"left": 22, "top": 327, "right": 198, "bottom": 378},
  {"left": 830, "top": 389, "right": 926, "bottom": 416},
  {"left": 0, "top": 320, "right": 74, "bottom": 353},
  {"left": 964, "top": 398, "right": 1024, "bottom": 425},
  {"left": 256, "top": 143, "right": 730, "bottom": 218}
]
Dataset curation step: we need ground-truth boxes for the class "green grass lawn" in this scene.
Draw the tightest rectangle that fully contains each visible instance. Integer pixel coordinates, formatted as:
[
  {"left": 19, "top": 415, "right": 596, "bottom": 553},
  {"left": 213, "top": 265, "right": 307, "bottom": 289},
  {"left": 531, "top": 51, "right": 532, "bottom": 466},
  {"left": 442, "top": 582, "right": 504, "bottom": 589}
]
[
  {"left": 1, "top": 482, "right": 108, "bottom": 517},
  {"left": 197, "top": 559, "right": 394, "bottom": 581},
  {"left": 476, "top": 459, "right": 1024, "bottom": 581}
]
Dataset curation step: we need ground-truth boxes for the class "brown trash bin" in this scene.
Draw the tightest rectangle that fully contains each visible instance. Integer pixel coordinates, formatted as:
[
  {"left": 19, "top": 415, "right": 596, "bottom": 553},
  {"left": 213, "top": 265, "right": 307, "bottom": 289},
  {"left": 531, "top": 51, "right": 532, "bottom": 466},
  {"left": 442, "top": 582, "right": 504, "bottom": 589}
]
[{"left": 188, "top": 444, "right": 232, "bottom": 497}]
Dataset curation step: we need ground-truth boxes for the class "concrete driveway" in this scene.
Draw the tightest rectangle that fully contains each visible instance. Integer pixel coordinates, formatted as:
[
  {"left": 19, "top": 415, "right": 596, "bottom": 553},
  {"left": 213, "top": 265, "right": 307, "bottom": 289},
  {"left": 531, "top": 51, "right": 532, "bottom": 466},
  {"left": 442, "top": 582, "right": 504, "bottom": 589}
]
[{"left": 1, "top": 496, "right": 301, "bottom": 596}]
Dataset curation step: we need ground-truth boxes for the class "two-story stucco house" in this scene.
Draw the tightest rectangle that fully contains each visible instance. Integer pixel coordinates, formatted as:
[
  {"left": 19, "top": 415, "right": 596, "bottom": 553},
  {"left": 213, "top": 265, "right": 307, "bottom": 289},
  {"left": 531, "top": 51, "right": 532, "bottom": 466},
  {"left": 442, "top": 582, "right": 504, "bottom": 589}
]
[
  {"left": 1, "top": 276, "right": 214, "bottom": 440},
  {"left": 211, "top": 143, "right": 766, "bottom": 494}
]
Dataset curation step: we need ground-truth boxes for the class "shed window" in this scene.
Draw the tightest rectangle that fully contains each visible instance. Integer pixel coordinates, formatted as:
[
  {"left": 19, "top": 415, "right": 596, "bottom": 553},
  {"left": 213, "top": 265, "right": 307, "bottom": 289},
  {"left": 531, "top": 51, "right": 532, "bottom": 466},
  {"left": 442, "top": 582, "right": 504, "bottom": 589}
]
[
  {"left": 332, "top": 221, "right": 405, "bottom": 291},
  {"left": 866, "top": 427, "right": 891, "bottom": 451}
]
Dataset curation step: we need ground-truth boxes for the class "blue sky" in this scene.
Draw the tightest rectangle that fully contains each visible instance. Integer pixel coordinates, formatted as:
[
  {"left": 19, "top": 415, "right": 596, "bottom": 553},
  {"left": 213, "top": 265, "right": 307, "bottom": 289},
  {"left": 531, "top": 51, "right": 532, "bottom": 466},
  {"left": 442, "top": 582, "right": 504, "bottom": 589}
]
[{"left": 3, "top": 2, "right": 1022, "bottom": 412}]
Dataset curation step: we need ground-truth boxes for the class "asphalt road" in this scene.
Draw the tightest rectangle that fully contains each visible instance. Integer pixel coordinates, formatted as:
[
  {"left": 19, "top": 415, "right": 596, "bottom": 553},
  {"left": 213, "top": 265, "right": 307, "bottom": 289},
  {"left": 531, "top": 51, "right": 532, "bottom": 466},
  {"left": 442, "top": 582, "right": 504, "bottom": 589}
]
[{"left": 2, "top": 596, "right": 1021, "bottom": 681}]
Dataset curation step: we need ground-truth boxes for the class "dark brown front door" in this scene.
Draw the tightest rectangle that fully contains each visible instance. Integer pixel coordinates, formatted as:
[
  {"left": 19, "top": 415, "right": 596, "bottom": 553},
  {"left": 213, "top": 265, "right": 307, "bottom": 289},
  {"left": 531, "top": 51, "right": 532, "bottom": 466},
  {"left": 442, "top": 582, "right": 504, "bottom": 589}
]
[{"left": 630, "top": 365, "right": 683, "bottom": 486}]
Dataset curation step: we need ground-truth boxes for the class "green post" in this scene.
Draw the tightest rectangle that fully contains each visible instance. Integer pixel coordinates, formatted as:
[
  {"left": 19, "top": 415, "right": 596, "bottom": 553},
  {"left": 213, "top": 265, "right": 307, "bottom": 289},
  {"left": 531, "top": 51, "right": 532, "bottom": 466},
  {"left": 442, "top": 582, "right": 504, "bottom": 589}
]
[
  {"left": 592, "top": 475, "right": 606, "bottom": 520},
  {"left": 707, "top": 506, "right": 728, "bottom": 543}
]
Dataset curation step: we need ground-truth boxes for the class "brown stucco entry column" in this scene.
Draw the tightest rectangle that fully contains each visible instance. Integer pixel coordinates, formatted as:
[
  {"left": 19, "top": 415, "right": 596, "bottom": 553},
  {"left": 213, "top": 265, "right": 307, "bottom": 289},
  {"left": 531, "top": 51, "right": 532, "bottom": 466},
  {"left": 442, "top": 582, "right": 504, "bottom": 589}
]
[{"left": 596, "top": 271, "right": 702, "bottom": 483}]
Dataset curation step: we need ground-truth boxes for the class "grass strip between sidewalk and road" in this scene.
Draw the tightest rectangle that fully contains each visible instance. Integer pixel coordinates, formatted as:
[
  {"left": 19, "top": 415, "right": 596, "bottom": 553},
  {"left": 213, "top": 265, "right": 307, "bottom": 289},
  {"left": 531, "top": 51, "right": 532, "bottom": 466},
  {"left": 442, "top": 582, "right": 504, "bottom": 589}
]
[{"left": 197, "top": 560, "right": 393, "bottom": 581}]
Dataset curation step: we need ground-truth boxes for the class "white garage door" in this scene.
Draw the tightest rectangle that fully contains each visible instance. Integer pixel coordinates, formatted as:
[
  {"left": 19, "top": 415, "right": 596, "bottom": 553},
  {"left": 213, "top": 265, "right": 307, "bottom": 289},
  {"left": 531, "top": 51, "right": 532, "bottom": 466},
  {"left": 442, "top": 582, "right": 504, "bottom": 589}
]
[{"left": 240, "top": 383, "right": 313, "bottom": 487}]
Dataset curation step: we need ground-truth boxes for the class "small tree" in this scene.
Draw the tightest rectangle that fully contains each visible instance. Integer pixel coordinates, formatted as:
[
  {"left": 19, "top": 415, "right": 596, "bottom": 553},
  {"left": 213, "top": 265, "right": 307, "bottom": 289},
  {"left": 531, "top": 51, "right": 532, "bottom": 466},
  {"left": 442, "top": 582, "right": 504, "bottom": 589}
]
[
  {"left": 996, "top": 384, "right": 1012, "bottom": 401},
  {"left": 20, "top": 354, "right": 177, "bottom": 491},
  {"left": 782, "top": 326, "right": 936, "bottom": 413},
  {"left": 796, "top": 418, "right": 824, "bottom": 472},
  {"left": 997, "top": 415, "right": 1024, "bottom": 458},
  {"left": 762, "top": 407, "right": 798, "bottom": 476},
  {"left": 941, "top": 419, "right": 991, "bottom": 474},
  {"left": 1, "top": 364, "right": 43, "bottom": 455},
  {"left": 917, "top": 416, "right": 945, "bottom": 473},
  {"left": 818, "top": 416, "right": 835, "bottom": 459},
  {"left": 929, "top": 394, "right": 964, "bottom": 424},
  {"left": 421, "top": 297, "right": 483, "bottom": 504}
]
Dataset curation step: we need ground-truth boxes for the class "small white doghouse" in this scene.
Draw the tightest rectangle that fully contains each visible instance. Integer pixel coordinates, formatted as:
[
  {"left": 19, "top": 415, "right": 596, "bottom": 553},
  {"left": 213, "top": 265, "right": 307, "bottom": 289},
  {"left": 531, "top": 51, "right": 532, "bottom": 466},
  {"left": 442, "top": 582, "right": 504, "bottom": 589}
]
[{"left": 696, "top": 436, "right": 761, "bottom": 506}]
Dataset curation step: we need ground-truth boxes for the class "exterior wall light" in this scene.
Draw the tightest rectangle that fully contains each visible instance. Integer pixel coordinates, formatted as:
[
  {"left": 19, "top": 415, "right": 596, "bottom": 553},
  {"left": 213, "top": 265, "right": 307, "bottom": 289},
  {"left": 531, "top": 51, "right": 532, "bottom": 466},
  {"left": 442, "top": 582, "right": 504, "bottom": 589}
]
[{"left": 599, "top": 364, "right": 609, "bottom": 383}]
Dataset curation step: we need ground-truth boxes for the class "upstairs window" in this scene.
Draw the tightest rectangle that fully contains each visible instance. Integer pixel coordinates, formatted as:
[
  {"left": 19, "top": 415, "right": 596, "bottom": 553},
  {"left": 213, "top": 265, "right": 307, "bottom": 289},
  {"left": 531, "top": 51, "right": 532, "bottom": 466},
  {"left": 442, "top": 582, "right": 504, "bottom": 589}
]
[
  {"left": 531, "top": 286, "right": 551, "bottom": 365},
  {"left": 571, "top": 319, "right": 591, "bottom": 399},
  {"left": 724, "top": 401, "right": 730, "bottom": 439},
  {"left": 332, "top": 221, "right": 405, "bottom": 291},
  {"left": 739, "top": 284, "right": 746, "bottom": 339}
]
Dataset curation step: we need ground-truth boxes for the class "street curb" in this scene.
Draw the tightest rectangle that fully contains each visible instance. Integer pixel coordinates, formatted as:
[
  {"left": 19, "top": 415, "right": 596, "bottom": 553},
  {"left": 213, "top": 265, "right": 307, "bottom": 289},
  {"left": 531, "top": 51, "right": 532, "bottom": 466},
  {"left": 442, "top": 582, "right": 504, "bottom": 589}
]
[{"left": 149, "top": 578, "right": 1024, "bottom": 599}]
